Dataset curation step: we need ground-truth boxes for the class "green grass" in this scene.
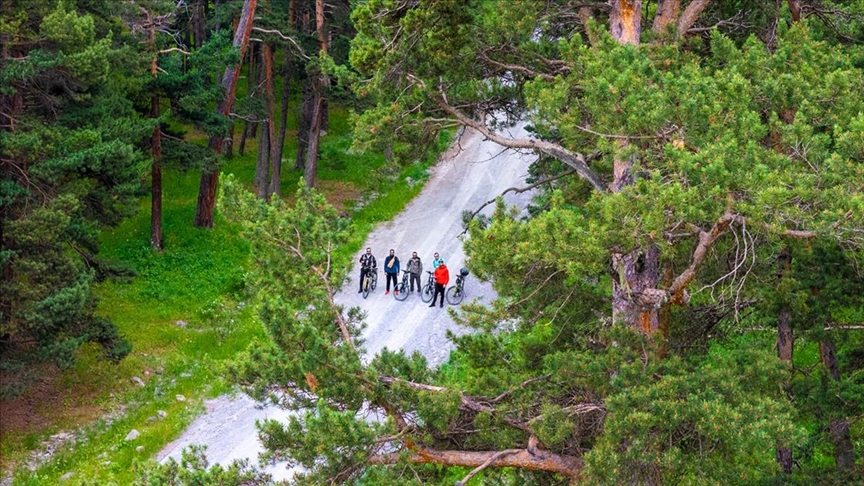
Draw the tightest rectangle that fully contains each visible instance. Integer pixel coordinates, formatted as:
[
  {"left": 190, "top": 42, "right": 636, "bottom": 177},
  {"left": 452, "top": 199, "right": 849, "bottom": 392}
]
[{"left": 3, "top": 103, "right": 452, "bottom": 484}]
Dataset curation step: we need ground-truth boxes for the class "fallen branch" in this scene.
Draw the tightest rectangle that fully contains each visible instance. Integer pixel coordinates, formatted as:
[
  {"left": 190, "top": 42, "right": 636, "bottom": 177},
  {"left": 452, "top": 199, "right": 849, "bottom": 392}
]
[{"left": 367, "top": 445, "right": 583, "bottom": 479}]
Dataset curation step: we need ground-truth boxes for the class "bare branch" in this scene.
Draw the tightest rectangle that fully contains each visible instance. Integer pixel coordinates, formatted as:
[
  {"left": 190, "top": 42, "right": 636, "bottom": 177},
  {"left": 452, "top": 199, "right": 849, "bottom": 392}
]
[
  {"left": 406, "top": 74, "right": 607, "bottom": 192},
  {"left": 677, "top": 0, "right": 712, "bottom": 38},
  {"left": 456, "top": 450, "right": 518, "bottom": 485},
  {"left": 367, "top": 445, "right": 583, "bottom": 479},
  {"left": 158, "top": 47, "right": 191, "bottom": 55},
  {"left": 666, "top": 212, "right": 741, "bottom": 299},
  {"left": 478, "top": 49, "right": 557, "bottom": 81},
  {"left": 251, "top": 27, "right": 310, "bottom": 60}
]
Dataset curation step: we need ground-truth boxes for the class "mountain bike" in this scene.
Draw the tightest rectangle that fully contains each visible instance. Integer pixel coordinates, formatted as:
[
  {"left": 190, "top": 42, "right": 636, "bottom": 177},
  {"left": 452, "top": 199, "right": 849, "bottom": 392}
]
[
  {"left": 361, "top": 265, "right": 378, "bottom": 299},
  {"left": 420, "top": 271, "right": 435, "bottom": 303},
  {"left": 446, "top": 267, "right": 470, "bottom": 305},
  {"left": 393, "top": 269, "right": 412, "bottom": 301}
]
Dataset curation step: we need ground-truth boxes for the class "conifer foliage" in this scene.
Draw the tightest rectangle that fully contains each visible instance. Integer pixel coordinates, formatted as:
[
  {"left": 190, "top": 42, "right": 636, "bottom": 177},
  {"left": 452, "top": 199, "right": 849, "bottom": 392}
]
[{"left": 1, "top": 0, "right": 141, "bottom": 366}]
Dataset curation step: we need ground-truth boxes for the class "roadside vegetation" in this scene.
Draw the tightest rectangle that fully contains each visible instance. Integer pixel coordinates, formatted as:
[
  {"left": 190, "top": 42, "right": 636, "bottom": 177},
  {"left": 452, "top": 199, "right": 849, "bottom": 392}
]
[{"left": 0, "top": 100, "right": 451, "bottom": 484}]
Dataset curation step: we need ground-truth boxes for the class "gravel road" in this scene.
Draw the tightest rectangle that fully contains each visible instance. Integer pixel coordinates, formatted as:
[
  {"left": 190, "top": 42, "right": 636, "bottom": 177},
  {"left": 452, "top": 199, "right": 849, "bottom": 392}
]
[{"left": 157, "top": 124, "right": 536, "bottom": 480}]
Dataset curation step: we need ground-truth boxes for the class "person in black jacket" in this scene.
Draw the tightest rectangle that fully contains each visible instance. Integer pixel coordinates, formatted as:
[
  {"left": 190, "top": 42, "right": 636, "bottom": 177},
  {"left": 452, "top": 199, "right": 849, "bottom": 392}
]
[
  {"left": 358, "top": 247, "right": 376, "bottom": 293},
  {"left": 383, "top": 249, "right": 400, "bottom": 295}
]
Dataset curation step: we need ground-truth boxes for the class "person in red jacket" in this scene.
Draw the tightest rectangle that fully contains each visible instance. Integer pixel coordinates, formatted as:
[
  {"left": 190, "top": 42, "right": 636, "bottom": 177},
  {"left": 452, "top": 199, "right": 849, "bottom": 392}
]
[{"left": 429, "top": 260, "right": 449, "bottom": 308}]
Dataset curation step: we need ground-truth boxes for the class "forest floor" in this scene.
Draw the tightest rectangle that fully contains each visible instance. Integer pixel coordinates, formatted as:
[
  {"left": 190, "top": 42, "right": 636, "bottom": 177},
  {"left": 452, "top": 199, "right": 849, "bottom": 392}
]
[{"left": 156, "top": 124, "right": 538, "bottom": 479}]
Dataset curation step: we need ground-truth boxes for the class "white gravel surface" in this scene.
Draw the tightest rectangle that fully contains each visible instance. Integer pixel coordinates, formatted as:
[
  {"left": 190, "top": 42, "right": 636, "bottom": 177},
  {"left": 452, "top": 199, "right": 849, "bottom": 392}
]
[{"left": 157, "top": 125, "right": 537, "bottom": 480}]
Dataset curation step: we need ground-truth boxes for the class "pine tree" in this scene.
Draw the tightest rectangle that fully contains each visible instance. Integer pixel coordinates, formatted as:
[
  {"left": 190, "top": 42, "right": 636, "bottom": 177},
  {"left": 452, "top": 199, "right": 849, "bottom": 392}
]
[{"left": 1, "top": 0, "right": 144, "bottom": 367}]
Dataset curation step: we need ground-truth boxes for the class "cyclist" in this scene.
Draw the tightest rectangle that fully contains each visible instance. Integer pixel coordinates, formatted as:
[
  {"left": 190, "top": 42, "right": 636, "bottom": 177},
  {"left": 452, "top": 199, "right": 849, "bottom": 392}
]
[
  {"left": 432, "top": 252, "right": 443, "bottom": 269},
  {"left": 384, "top": 249, "right": 400, "bottom": 295},
  {"left": 407, "top": 251, "right": 423, "bottom": 293},
  {"left": 429, "top": 259, "right": 449, "bottom": 308},
  {"left": 358, "top": 247, "right": 377, "bottom": 293}
]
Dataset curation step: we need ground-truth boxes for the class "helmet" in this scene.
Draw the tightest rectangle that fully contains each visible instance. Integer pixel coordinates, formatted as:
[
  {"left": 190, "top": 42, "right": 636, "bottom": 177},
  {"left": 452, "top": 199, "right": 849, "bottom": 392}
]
[
  {"left": 460, "top": 267, "right": 470, "bottom": 276},
  {"left": 438, "top": 259, "right": 445, "bottom": 265}
]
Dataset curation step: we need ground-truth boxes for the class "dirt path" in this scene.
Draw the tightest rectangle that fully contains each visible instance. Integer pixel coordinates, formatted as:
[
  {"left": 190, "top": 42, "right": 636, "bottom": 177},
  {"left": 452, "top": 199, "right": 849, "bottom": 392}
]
[{"left": 158, "top": 125, "right": 536, "bottom": 479}]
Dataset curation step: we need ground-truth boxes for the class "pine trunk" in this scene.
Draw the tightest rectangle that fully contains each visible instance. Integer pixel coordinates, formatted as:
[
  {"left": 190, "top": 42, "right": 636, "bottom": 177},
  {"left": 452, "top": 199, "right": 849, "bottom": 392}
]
[
  {"left": 193, "top": 0, "right": 206, "bottom": 48},
  {"left": 610, "top": 0, "right": 642, "bottom": 45},
  {"left": 272, "top": 50, "right": 291, "bottom": 197},
  {"left": 150, "top": 92, "right": 163, "bottom": 251},
  {"left": 147, "top": 20, "right": 163, "bottom": 250},
  {"left": 776, "top": 247, "right": 793, "bottom": 474},
  {"left": 819, "top": 339, "right": 855, "bottom": 471},
  {"left": 304, "top": 94, "right": 324, "bottom": 188},
  {"left": 194, "top": 0, "right": 258, "bottom": 228},
  {"left": 262, "top": 43, "right": 279, "bottom": 198},
  {"left": 652, "top": 0, "right": 680, "bottom": 33},
  {"left": 255, "top": 121, "right": 270, "bottom": 198},
  {"left": 316, "top": 0, "right": 330, "bottom": 132},
  {"left": 295, "top": 85, "right": 313, "bottom": 170}
]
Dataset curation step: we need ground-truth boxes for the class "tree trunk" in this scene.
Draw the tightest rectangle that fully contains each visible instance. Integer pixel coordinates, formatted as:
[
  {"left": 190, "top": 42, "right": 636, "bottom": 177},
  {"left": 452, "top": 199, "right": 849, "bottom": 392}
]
[
  {"left": 819, "top": 339, "right": 855, "bottom": 471},
  {"left": 238, "top": 121, "right": 250, "bottom": 155},
  {"left": 776, "top": 247, "right": 793, "bottom": 474},
  {"left": 150, "top": 92, "right": 163, "bottom": 251},
  {"left": 652, "top": 0, "right": 680, "bottom": 33},
  {"left": 193, "top": 0, "right": 206, "bottom": 48},
  {"left": 609, "top": 0, "right": 642, "bottom": 45},
  {"left": 262, "top": 43, "right": 279, "bottom": 198},
  {"left": 676, "top": 0, "right": 712, "bottom": 37},
  {"left": 315, "top": 0, "right": 330, "bottom": 133},
  {"left": 194, "top": 0, "right": 258, "bottom": 228},
  {"left": 611, "top": 246, "right": 661, "bottom": 332},
  {"left": 788, "top": 0, "right": 802, "bottom": 22},
  {"left": 295, "top": 84, "right": 313, "bottom": 171},
  {"left": 304, "top": 94, "right": 324, "bottom": 188},
  {"left": 272, "top": 49, "right": 291, "bottom": 196},
  {"left": 146, "top": 16, "right": 163, "bottom": 251},
  {"left": 255, "top": 121, "right": 270, "bottom": 198}
]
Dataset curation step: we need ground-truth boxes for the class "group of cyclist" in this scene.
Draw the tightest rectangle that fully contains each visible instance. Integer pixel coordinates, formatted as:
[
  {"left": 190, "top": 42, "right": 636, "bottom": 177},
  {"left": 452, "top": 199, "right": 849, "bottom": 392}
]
[{"left": 357, "top": 247, "right": 451, "bottom": 307}]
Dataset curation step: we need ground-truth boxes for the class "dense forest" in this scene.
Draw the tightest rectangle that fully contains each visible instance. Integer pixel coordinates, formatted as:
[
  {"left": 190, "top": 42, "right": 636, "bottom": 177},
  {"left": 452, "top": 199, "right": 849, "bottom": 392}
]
[{"left": 3, "top": 0, "right": 864, "bottom": 484}]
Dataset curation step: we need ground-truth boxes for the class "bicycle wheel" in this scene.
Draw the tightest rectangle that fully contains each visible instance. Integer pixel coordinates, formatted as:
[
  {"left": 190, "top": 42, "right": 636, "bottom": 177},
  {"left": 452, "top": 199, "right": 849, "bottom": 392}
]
[
  {"left": 421, "top": 282, "right": 434, "bottom": 303},
  {"left": 370, "top": 273, "right": 378, "bottom": 290},
  {"left": 394, "top": 282, "right": 408, "bottom": 301},
  {"left": 362, "top": 276, "right": 371, "bottom": 299},
  {"left": 446, "top": 285, "right": 464, "bottom": 305}
]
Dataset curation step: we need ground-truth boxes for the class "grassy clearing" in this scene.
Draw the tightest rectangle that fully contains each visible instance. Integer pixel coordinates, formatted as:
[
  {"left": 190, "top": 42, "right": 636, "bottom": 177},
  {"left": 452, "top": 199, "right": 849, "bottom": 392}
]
[{"left": 2, "top": 102, "right": 451, "bottom": 484}]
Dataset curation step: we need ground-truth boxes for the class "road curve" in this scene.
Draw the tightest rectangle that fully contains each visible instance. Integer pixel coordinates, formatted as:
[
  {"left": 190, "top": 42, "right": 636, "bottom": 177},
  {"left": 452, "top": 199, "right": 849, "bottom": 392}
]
[{"left": 157, "top": 124, "right": 536, "bottom": 479}]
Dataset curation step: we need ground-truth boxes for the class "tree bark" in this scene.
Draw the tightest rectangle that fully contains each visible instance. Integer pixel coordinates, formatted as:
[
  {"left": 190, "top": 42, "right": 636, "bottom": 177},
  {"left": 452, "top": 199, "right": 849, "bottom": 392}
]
[
  {"left": 147, "top": 15, "right": 163, "bottom": 251},
  {"left": 611, "top": 246, "right": 661, "bottom": 332},
  {"left": 272, "top": 48, "right": 291, "bottom": 196},
  {"left": 788, "top": 0, "right": 802, "bottom": 22},
  {"left": 253, "top": 46, "right": 268, "bottom": 191},
  {"left": 776, "top": 246, "right": 793, "bottom": 474},
  {"left": 304, "top": 94, "right": 324, "bottom": 188},
  {"left": 262, "top": 43, "right": 279, "bottom": 198},
  {"left": 315, "top": 0, "right": 330, "bottom": 132},
  {"left": 652, "top": 0, "right": 680, "bottom": 33},
  {"left": 193, "top": 0, "right": 206, "bottom": 49},
  {"left": 194, "top": 0, "right": 258, "bottom": 228},
  {"left": 255, "top": 120, "right": 271, "bottom": 198},
  {"left": 367, "top": 446, "right": 583, "bottom": 480},
  {"left": 295, "top": 84, "right": 313, "bottom": 171},
  {"left": 150, "top": 92, "right": 163, "bottom": 251},
  {"left": 676, "top": 0, "right": 712, "bottom": 37},
  {"left": 819, "top": 339, "right": 855, "bottom": 471},
  {"left": 609, "top": 0, "right": 642, "bottom": 45}
]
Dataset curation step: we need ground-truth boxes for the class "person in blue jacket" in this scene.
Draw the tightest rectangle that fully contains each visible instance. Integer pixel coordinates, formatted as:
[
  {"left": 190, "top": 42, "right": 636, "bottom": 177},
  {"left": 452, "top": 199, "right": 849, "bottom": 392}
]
[{"left": 383, "top": 249, "right": 400, "bottom": 295}]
